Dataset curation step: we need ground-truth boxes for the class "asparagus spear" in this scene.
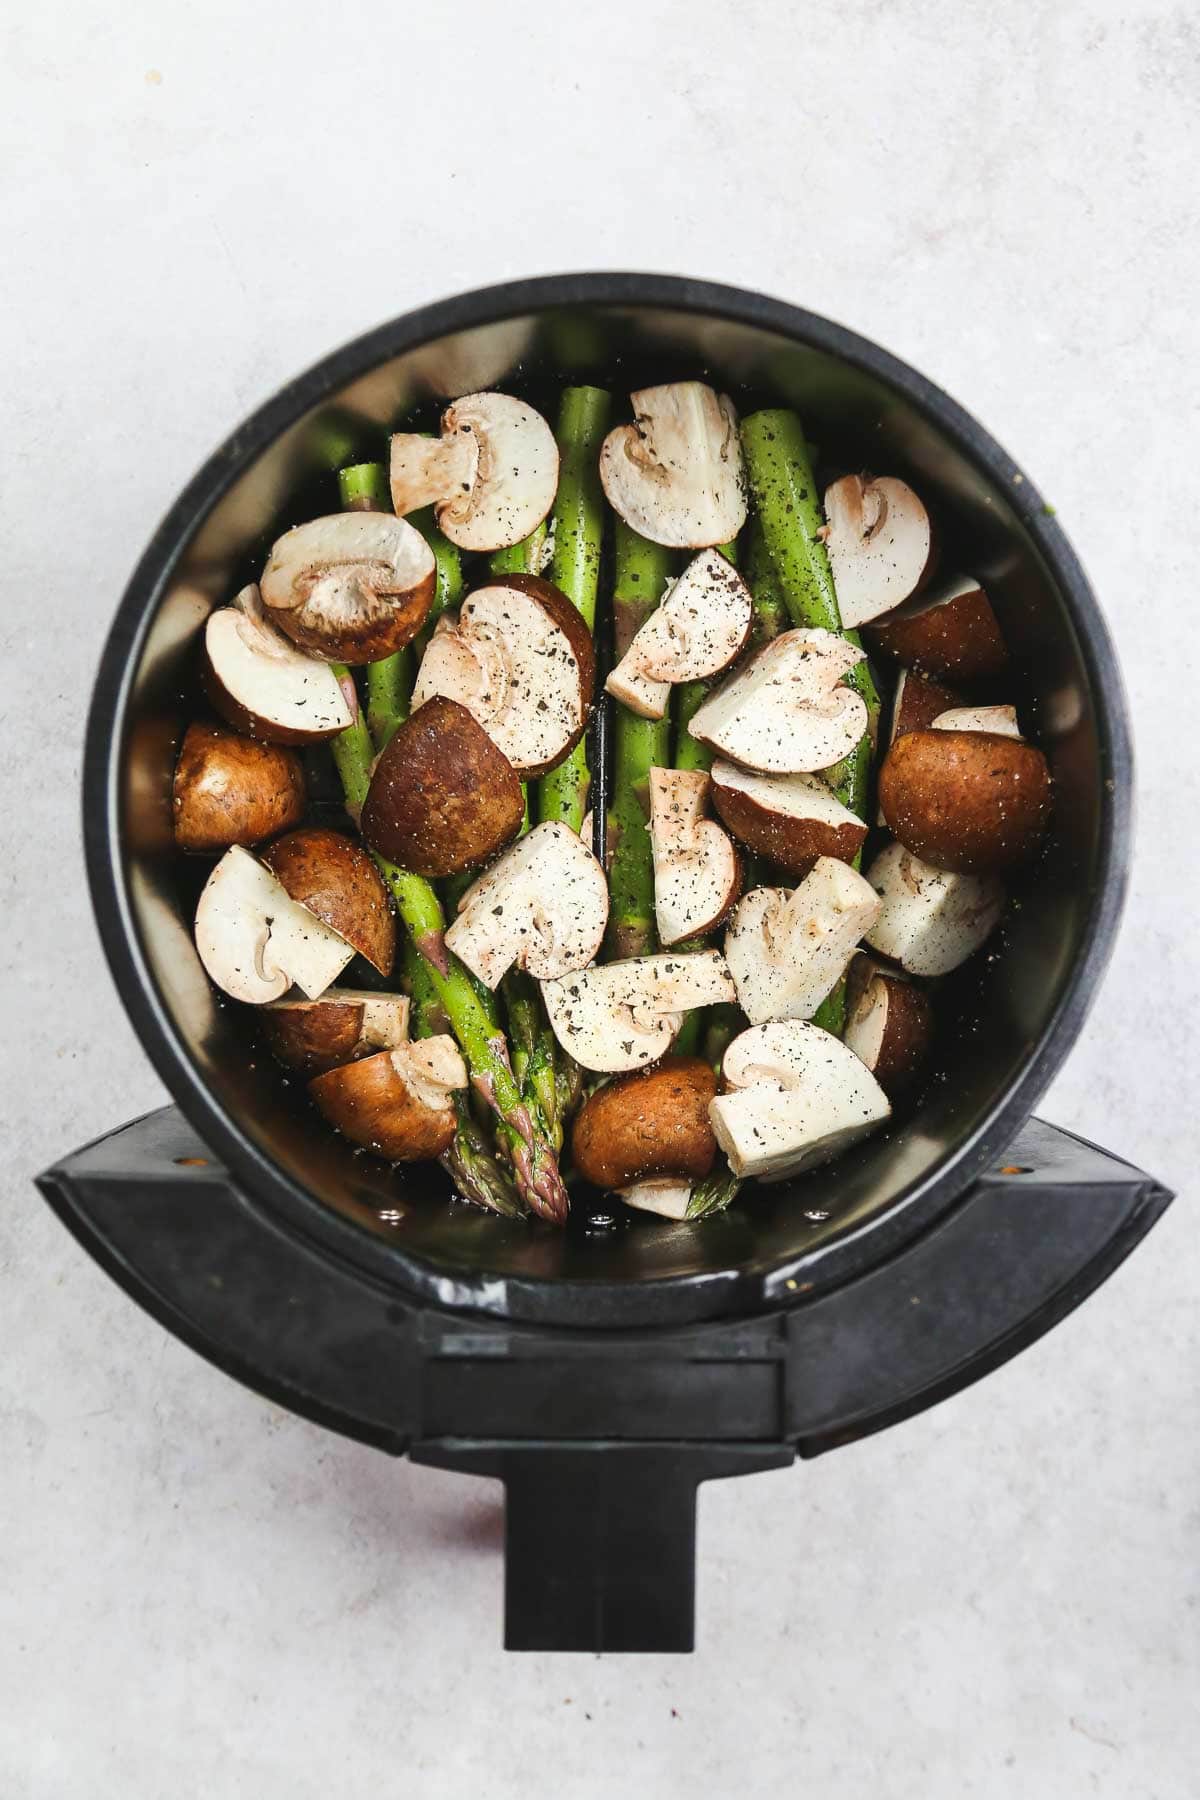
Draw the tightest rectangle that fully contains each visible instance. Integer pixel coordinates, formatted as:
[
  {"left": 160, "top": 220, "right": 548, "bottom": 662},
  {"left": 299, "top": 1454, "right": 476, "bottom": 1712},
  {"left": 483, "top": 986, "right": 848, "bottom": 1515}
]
[
  {"left": 489, "top": 521, "right": 548, "bottom": 577},
  {"left": 606, "top": 521, "right": 673, "bottom": 959},
  {"left": 336, "top": 463, "right": 411, "bottom": 753}
]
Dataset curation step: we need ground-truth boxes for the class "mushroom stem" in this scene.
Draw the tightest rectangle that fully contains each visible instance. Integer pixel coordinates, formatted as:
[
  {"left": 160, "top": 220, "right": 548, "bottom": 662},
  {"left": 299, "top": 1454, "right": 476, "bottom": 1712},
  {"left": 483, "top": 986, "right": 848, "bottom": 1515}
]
[
  {"left": 606, "top": 521, "right": 673, "bottom": 960},
  {"left": 336, "top": 463, "right": 413, "bottom": 752}
]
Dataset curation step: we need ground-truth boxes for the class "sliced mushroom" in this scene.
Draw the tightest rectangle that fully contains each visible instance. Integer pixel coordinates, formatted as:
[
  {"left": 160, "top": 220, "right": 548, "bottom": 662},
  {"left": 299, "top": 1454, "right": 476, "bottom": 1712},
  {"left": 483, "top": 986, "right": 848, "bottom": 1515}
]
[
  {"left": 710, "top": 1020, "right": 891, "bottom": 1181},
  {"left": 843, "top": 956, "right": 933, "bottom": 1100},
  {"left": 723, "top": 858, "right": 881, "bottom": 1026},
  {"left": 866, "top": 574, "right": 1008, "bottom": 680},
  {"left": 194, "top": 846, "right": 355, "bottom": 1004},
  {"left": 864, "top": 841, "right": 1005, "bottom": 976},
  {"left": 571, "top": 1056, "right": 718, "bottom": 1189},
  {"left": 687, "top": 629, "right": 868, "bottom": 773},
  {"left": 932, "top": 704, "right": 1022, "bottom": 738},
  {"left": 823, "top": 474, "right": 935, "bottom": 628},
  {"left": 259, "top": 514, "right": 436, "bottom": 663},
  {"left": 648, "top": 768, "right": 742, "bottom": 946},
  {"left": 410, "top": 575, "right": 595, "bottom": 777},
  {"left": 618, "top": 1177, "right": 694, "bottom": 1220},
  {"left": 309, "top": 1038, "right": 467, "bottom": 1161},
  {"left": 261, "top": 989, "right": 411, "bottom": 1076},
  {"left": 389, "top": 392, "right": 559, "bottom": 552},
  {"left": 599, "top": 382, "right": 748, "bottom": 549},
  {"left": 540, "top": 950, "right": 736, "bottom": 1074},
  {"left": 878, "top": 729, "right": 1051, "bottom": 874},
  {"left": 261, "top": 827, "right": 396, "bottom": 976},
  {"left": 709, "top": 760, "right": 866, "bottom": 879},
  {"left": 172, "top": 722, "right": 306, "bottom": 852},
  {"left": 204, "top": 584, "right": 356, "bottom": 744},
  {"left": 606, "top": 551, "right": 753, "bottom": 720},
  {"left": 444, "top": 822, "right": 608, "bottom": 989}
]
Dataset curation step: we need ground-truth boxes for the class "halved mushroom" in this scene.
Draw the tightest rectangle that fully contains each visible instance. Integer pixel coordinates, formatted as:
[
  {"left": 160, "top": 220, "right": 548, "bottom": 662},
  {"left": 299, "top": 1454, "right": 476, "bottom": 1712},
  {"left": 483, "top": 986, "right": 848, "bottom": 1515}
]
[
  {"left": 172, "top": 722, "right": 306, "bottom": 852},
  {"left": 540, "top": 950, "right": 736, "bottom": 1074},
  {"left": 389, "top": 392, "right": 559, "bottom": 553},
  {"left": 887, "top": 668, "right": 963, "bottom": 749},
  {"left": 360, "top": 695, "right": 524, "bottom": 878},
  {"left": 687, "top": 630, "right": 868, "bottom": 773},
  {"left": 618, "top": 1178, "right": 694, "bottom": 1220},
  {"left": 261, "top": 989, "right": 411, "bottom": 1075},
  {"left": 309, "top": 1038, "right": 467, "bottom": 1161},
  {"left": 599, "top": 383, "right": 748, "bottom": 549},
  {"left": 932, "top": 704, "right": 1022, "bottom": 738},
  {"left": 710, "top": 1020, "right": 891, "bottom": 1182},
  {"left": 843, "top": 956, "right": 934, "bottom": 1100},
  {"left": 606, "top": 550, "right": 753, "bottom": 720},
  {"left": 823, "top": 474, "right": 936, "bottom": 628},
  {"left": 259, "top": 514, "right": 436, "bottom": 663},
  {"left": 203, "top": 585, "right": 356, "bottom": 744},
  {"left": 866, "top": 574, "right": 1008, "bottom": 680},
  {"left": 444, "top": 822, "right": 608, "bottom": 989},
  {"left": 194, "top": 846, "right": 355, "bottom": 1004},
  {"left": 410, "top": 575, "right": 595, "bottom": 777},
  {"left": 863, "top": 841, "right": 1005, "bottom": 976},
  {"left": 878, "top": 729, "right": 1051, "bottom": 874},
  {"left": 571, "top": 1056, "right": 718, "bottom": 1189},
  {"left": 648, "top": 768, "right": 742, "bottom": 946},
  {"left": 261, "top": 827, "right": 396, "bottom": 976},
  {"left": 709, "top": 760, "right": 867, "bottom": 879},
  {"left": 723, "top": 858, "right": 881, "bottom": 1026}
]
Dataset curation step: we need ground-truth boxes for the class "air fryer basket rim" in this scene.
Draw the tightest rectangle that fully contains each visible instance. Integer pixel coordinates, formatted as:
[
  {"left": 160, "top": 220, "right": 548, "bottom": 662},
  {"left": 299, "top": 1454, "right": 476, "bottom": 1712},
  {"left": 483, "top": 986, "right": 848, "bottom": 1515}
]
[{"left": 83, "top": 272, "right": 1133, "bottom": 1330}]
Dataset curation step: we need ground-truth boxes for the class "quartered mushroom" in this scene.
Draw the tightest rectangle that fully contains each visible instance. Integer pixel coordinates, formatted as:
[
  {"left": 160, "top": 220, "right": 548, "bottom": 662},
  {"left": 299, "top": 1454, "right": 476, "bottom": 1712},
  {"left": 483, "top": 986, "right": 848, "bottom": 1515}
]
[
  {"left": 886, "top": 668, "right": 963, "bottom": 750},
  {"left": 863, "top": 841, "right": 1005, "bottom": 976},
  {"left": 444, "top": 822, "right": 608, "bottom": 989},
  {"left": 709, "top": 760, "right": 867, "bottom": 879},
  {"left": 204, "top": 584, "right": 356, "bottom": 743},
  {"left": 599, "top": 382, "right": 748, "bottom": 549},
  {"left": 710, "top": 1020, "right": 892, "bottom": 1182},
  {"left": 605, "top": 550, "right": 753, "bottom": 720},
  {"left": 309, "top": 1038, "right": 467, "bottom": 1161},
  {"left": 687, "top": 629, "right": 869, "bottom": 773},
  {"left": 932, "top": 703, "right": 1022, "bottom": 738},
  {"left": 260, "top": 827, "right": 396, "bottom": 977},
  {"left": 823, "top": 474, "right": 935, "bottom": 629},
  {"left": 571, "top": 1057, "right": 718, "bottom": 1190},
  {"left": 260, "top": 513, "right": 436, "bottom": 663},
  {"left": 867, "top": 574, "right": 1008, "bottom": 680},
  {"left": 193, "top": 846, "right": 356, "bottom": 1004},
  {"left": 261, "top": 988, "right": 411, "bottom": 1076},
  {"left": 410, "top": 574, "right": 595, "bottom": 777},
  {"left": 617, "top": 1177, "right": 694, "bottom": 1220},
  {"left": 648, "top": 768, "right": 742, "bottom": 946},
  {"left": 540, "top": 950, "right": 736, "bottom": 1074},
  {"left": 723, "top": 858, "right": 881, "bottom": 1026},
  {"left": 878, "top": 728, "right": 1051, "bottom": 874},
  {"left": 389, "top": 392, "right": 559, "bottom": 553},
  {"left": 843, "top": 955, "right": 934, "bottom": 1101},
  {"left": 172, "top": 721, "right": 306, "bottom": 853}
]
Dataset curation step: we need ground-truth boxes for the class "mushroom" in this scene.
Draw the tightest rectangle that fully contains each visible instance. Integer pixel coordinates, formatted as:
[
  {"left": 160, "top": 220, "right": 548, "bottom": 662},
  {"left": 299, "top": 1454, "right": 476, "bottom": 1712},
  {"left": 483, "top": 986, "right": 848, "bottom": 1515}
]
[
  {"left": 571, "top": 1056, "right": 718, "bottom": 1189},
  {"left": 843, "top": 956, "right": 934, "bottom": 1100},
  {"left": 410, "top": 574, "right": 595, "bottom": 777},
  {"left": 172, "top": 721, "right": 306, "bottom": 852},
  {"left": 648, "top": 768, "right": 742, "bottom": 946},
  {"left": 687, "top": 629, "right": 868, "bottom": 773},
  {"left": 359, "top": 695, "right": 524, "bottom": 878},
  {"left": 389, "top": 392, "right": 559, "bottom": 552},
  {"left": 203, "top": 584, "right": 356, "bottom": 744},
  {"left": 261, "top": 827, "right": 396, "bottom": 976},
  {"left": 887, "top": 668, "right": 963, "bottom": 749},
  {"left": 709, "top": 760, "right": 867, "bottom": 879},
  {"left": 723, "top": 858, "right": 881, "bottom": 1026},
  {"left": 863, "top": 841, "right": 1005, "bottom": 976},
  {"left": 599, "top": 382, "right": 748, "bottom": 549},
  {"left": 193, "top": 846, "right": 356, "bottom": 1004},
  {"left": 605, "top": 550, "right": 753, "bottom": 720},
  {"left": 932, "top": 703, "right": 1022, "bottom": 738},
  {"left": 866, "top": 574, "right": 1008, "bottom": 680},
  {"left": 823, "top": 474, "right": 936, "bottom": 628},
  {"left": 444, "top": 822, "right": 608, "bottom": 989},
  {"left": 259, "top": 513, "right": 436, "bottom": 663},
  {"left": 617, "top": 1178, "right": 694, "bottom": 1220},
  {"left": 709, "top": 1020, "right": 891, "bottom": 1182},
  {"left": 309, "top": 1038, "right": 467, "bottom": 1161},
  {"left": 877, "top": 728, "right": 1051, "bottom": 874},
  {"left": 261, "top": 989, "right": 411, "bottom": 1076},
  {"left": 540, "top": 950, "right": 736, "bottom": 1074}
]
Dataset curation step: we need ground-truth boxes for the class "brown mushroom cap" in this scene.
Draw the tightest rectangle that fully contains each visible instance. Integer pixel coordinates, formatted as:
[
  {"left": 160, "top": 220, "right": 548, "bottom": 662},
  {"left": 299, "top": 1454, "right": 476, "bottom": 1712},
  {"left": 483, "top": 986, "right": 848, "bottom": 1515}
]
[
  {"left": 172, "top": 721, "right": 306, "bottom": 852},
  {"left": 261, "top": 827, "right": 396, "bottom": 975},
  {"left": 888, "top": 668, "right": 963, "bottom": 746},
  {"left": 571, "top": 1057, "right": 718, "bottom": 1190},
  {"left": 709, "top": 761, "right": 867, "bottom": 879},
  {"left": 866, "top": 576, "right": 1009, "bottom": 680},
  {"left": 844, "top": 957, "right": 934, "bottom": 1100},
  {"left": 359, "top": 695, "right": 525, "bottom": 878},
  {"left": 878, "top": 729, "right": 1052, "bottom": 874},
  {"left": 260, "top": 989, "right": 410, "bottom": 1076},
  {"left": 309, "top": 1040, "right": 465, "bottom": 1161}
]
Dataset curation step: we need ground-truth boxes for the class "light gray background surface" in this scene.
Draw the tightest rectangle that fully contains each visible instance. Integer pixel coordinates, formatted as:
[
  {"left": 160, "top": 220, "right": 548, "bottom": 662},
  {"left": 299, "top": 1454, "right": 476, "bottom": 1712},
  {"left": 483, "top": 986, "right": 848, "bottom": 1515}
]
[{"left": 2, "top": 1, "right": 1196, "bottom": 1794}]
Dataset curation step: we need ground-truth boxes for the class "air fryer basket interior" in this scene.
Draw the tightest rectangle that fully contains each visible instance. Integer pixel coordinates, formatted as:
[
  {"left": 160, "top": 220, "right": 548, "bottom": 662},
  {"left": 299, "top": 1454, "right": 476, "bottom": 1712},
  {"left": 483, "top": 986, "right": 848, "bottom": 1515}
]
[{"left": 92, "top": 278, "right": 1128, "bottom": 1319}]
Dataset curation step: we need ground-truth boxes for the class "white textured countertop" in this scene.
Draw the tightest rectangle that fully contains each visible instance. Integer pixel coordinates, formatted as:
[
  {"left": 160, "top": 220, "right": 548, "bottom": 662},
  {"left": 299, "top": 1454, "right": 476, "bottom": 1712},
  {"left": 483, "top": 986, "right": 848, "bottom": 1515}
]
[{"left": 2, "top": 2, "right": 1196, "bottom": 1794}]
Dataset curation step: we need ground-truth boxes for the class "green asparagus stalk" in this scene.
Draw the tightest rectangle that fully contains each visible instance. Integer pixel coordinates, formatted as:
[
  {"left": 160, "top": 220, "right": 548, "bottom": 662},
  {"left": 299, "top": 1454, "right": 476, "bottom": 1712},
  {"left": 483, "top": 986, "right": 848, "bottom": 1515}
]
[
  {"left": 327, "top": 666, "right": 374, "bottom": 819},
  {"left": 685, "top": 1163, "right": 741, "bottom": 1220},
  {"left": 489, "top": 521, "right": 547, "bottom": 577},
  {"left": 336, "top": 463, "right": 411, "bottom": 752},
  {"left": 607, "top": 521, "right": 673, "bottom": 959}
]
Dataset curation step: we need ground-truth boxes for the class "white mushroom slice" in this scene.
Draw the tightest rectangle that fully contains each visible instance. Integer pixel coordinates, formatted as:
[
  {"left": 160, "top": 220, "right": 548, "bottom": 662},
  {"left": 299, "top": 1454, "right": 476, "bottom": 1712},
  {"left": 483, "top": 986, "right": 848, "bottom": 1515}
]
[
  {"left": 687, "top": 630, "right": 868, "bottom": 773},
  {"left": 394, "top": 1036, "right": 469, "bottom": 1111},
  {"left": 259, "top": 514, "right": 435, "bottom": 660},
  {"left": 710, "top": 1020, "right": 891, "bottom": 1182},
  {"left": 648, "top": 768, "right": 740, "bottom": 946},
  {"left": 205, "top": 585, "right": 355, "bottom": 741},
  {"left": 823, "top": 475, "right": 934, "bottom": 629},
  {"left": 194, "top": 846, "right": 354, "bottom": 1005},
  {"left": 444, "top": 822, "right": 608, "bottom": 989},
  {"left": 932, "top": 704, "right": 1022, "bottom": 738},
  {"left": 389, "top": 392, "right": 559, "bottom": 553},
  {"left": 864, "top": 841, "right": 1005, "bottom": 976},
  {"left": 605, "top": 551, "right": 753, "bottom": 720},
  {"left": 618, "top": 1178, "right": 693, "bottom": 1220},
  {"left": 540, "top": 951, "right": 736, "bottom": 1074},
  {"left": 599, "top": 383, "right": 748, "bottom": 549},
  {"left": 723, "top": 858, "right": 881, "bottom": 1026}
]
